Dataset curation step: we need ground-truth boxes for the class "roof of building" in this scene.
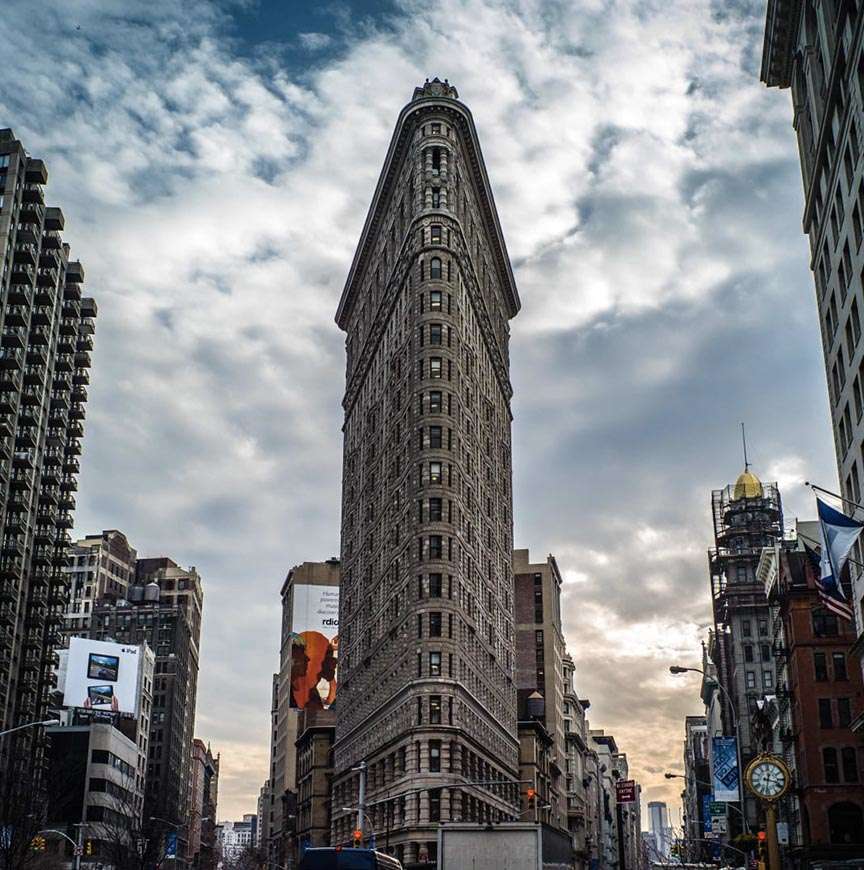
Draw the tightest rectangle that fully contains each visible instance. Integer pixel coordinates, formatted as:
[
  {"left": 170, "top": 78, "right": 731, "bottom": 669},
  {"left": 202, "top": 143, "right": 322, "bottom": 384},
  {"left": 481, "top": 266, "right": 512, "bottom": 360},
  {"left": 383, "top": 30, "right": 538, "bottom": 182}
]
[
  {"left": 335, "top": 78, "right": 520, "bottom": 330},
  {"left": 732, "top": 468, "right": 763, "bottom": 501}
]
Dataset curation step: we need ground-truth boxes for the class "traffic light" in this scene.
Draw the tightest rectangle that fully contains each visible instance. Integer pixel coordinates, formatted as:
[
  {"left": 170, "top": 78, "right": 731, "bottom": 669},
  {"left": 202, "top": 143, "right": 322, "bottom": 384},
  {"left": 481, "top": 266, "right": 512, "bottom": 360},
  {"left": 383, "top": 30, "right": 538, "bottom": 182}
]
[
  {"left": 85, "top": 840, "right": 94, "bottom": 856},
  {"left": 352, "top": 829, "right": 363, "bottom": 847},
  {"left": 526, "top": 787, "right": 537, "bottom": 806},
  {"left": 30, "top": 836, "right": 46, "bottom": 852}
]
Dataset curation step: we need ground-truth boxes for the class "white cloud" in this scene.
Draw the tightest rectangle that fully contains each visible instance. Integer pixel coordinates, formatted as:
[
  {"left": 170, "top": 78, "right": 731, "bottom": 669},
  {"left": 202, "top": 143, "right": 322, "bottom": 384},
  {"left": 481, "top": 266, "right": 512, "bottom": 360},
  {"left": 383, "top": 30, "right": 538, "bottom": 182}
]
[{"left": 0, "top": 0, "right": 839, "bottom": 821}]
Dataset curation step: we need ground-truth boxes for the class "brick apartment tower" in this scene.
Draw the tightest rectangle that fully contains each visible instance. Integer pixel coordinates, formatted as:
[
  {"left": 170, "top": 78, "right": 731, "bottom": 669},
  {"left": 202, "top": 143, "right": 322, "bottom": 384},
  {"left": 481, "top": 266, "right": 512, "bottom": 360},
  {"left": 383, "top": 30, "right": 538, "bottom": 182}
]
[
  {"left": 0, "top": 130, "right": 96, "bottom": 790},
  {"left": 332, "top": 78, "right": 521, "bottom": 867}
]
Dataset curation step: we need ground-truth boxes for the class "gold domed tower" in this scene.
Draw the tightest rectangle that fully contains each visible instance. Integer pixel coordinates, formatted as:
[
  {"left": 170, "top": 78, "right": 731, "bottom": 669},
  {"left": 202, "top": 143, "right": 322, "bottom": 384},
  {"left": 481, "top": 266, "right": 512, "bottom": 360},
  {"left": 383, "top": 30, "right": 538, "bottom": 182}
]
[{"left": 707, "top": 455, "right": 783, "bottom": 833}]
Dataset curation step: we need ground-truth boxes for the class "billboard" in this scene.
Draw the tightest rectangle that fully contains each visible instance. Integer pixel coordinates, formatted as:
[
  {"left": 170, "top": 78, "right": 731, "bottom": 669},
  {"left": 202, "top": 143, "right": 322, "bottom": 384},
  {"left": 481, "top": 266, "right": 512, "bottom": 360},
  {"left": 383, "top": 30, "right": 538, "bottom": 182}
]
[
  {"left": 711, "top": 736, "right": 740, "bottom": 802},
  {"left": 63, "top": 637, "right": 142, "bottom": 716},
  {"left": 289, "top": 584, "right": 339, "bottom": 709}
]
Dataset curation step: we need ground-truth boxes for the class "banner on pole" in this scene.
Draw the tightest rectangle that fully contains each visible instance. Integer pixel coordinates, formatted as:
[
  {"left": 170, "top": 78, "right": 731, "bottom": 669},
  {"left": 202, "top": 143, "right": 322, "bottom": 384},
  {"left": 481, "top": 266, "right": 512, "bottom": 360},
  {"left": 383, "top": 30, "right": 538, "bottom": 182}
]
[{"left": 711, "top": 736, "right": 740, "bottom": 802}]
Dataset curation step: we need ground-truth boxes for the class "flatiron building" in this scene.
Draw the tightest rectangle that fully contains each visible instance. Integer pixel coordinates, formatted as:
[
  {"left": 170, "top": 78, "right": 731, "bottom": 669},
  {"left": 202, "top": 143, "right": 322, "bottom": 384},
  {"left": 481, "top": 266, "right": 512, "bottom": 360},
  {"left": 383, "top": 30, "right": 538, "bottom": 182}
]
[{"left": 331, "top": 78, "right": 521, "bottom": 866}]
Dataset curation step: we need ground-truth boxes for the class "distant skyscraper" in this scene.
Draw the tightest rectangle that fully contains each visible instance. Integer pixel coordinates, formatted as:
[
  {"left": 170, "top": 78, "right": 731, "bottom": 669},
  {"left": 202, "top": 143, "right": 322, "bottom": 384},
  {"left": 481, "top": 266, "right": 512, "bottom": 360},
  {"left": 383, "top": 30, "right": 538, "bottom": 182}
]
[
  {"left": 648, "top": 801, "right": 670, "bottom": 858},
  {"left": 0, "top": 129, "right": 96, "bottom": 793},
  {"left": 708, "top": 467, "right": 783, "bottom": 829},
  {"left": 761, "top": 4, "right": 864, "bottom": 681},
  {"left": 332, "top": 78, "right": 522, "bottom": 865}
]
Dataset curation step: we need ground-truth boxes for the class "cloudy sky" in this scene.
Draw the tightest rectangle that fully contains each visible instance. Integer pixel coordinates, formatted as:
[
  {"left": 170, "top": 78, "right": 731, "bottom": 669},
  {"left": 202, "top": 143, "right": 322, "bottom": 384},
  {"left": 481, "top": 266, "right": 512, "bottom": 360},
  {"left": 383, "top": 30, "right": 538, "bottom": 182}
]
[{"left": 2, "top": 0, "right": 839, "bottom": 825}]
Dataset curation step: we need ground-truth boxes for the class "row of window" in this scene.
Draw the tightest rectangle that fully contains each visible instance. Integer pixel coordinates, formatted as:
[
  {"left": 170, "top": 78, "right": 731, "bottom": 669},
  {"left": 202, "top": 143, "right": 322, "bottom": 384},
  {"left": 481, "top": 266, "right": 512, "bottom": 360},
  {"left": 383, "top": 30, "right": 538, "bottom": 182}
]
[
  {"left": 744, "top": 669, "right": 773, "bottom": 690},
  {"left": 417, "top": 650, "right": 453, "bottom": 677},
  {"left": 815, "top": 650, "right": 849, "bottom": 681},
  {"left": 818, "top": 696, "right": 855, "bottom": 729},
  {"left": 823, "top": 746, "right": 859, "bottom": 783}
]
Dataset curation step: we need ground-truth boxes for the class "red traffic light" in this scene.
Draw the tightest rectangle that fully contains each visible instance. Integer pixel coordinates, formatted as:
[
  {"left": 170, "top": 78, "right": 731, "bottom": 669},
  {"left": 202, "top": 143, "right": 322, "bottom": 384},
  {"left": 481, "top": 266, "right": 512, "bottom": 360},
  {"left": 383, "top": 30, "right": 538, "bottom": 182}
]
[
  {"left": 757, "top": 831, "right": 767, "bottom": 841},
  {"left": 352, "top": 829, "right": 363, "bottom": 844},
  {"left": 526, "top": 787, "right": 536, "bottom": 802}
]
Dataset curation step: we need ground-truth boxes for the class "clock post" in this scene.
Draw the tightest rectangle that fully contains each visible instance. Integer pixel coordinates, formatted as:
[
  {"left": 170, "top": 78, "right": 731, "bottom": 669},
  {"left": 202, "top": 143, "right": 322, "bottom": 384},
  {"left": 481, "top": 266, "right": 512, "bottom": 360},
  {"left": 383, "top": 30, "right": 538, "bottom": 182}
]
[{"left": 743, "top": 754, "right": 791, "bottom": 870}]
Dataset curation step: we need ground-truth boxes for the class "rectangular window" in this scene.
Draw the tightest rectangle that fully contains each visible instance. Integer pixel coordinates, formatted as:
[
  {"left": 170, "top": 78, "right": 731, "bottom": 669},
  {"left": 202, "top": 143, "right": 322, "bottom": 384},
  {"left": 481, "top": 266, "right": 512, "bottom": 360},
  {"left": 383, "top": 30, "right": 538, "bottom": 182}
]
[
  {"left": 819, "top": 698, "right": 834, "bottom": 728},
  {"left": 429, "top": 323, "right": 443, "bottom": 345},
  {"left": 838, "top": 697, "right": 852, "bottom": 727},
  {"left": 429, "top": 612, "right": 442, "bottom": 637},
  {"left": 429, "top": 537, "right": 443, "bottom": 560},
  {"left": 429, "top": 651, "right": 442, "bottom": 675},
  {"left": 815, "top": 652, "right": 829, "bottom": 681},
  {"left": 430, "top": 290, "right": 442, "bottom": 310},
  {"left": 746, "top": 671, "right": 756, "bottom": 689},
  {"left": 761, "top": 643, "right": 771, "bottom": 661},
  {"left": 429, "top": 695, "right": 442, "bottom": 724},
  {"left": 833, "top": 652, "right": 849, "bottom": 680},
  {"left": 814, "top": 610, "right": 840, "bottom": 637},
  {"left": 744, "top": 644, "right": 754, "bottom": 663},
  {"left": 429, "top": 740, "right": 441, "bottom": 772},
  {"left": 429, "top": 788, "right": 441, "bottom": 821},
  {"left": 429, "top": 390, "right": 442, "bottom": 413},
  {"left": 758, "top": 619, "right": 768, "bottom": 636},
  {"left": 431, "top": 225, "right": 442, "bottom": 243},
  {"left": 824, "top": 747, "right": 840, "bottom": 783},
  {"left": 429, "top": 573, "right": 443, "bottom": 596},
  {"left": 842, "top": 747, "right": 859, "bottom": 782},
  {"left": 742, "top": 620, "right": 752, "bottom": 637},
  {"left": 429, "top": 426, "right": 442, "bottom": 448},
  {"left": 762, "top": 670, "right": 773, "bottom": 689},
  {"left": 430, "top": 357, "right": 442, "bottom": 378},
  {"left": 429, "top": 497, "right": 443, "bottom": 521},
  {"left": 429, "top": 461, "right": 442, "bottom": 483}
]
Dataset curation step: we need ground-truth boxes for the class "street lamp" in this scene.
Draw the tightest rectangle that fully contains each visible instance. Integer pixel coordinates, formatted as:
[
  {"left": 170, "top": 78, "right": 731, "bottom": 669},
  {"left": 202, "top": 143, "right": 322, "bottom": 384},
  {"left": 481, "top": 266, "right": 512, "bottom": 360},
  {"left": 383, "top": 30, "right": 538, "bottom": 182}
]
[
  {"left": 669, "top": 666, "right": 749, "bottom": 833},
  {"left": 150, "top": 816, "right": 184, "bottom": 869},
  {"left": 0, "top": 718, "right": 60, "bottom": 738}
]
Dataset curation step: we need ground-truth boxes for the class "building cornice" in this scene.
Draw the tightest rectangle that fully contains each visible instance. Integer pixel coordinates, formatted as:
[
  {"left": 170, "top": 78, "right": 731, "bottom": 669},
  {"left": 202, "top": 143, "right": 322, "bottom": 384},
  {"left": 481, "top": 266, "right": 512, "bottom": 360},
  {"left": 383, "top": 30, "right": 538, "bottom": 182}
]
[
  {"left": 761, "top": 0, "right": 801, "bottom": 88},
  {"left": 335, "top": 91, "right": 520, "bottom": 330}
]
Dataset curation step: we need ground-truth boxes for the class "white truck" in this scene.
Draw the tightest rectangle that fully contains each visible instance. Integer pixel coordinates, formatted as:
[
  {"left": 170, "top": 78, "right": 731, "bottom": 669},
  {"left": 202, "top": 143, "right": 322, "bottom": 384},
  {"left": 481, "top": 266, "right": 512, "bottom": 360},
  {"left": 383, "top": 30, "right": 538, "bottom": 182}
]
[{"left": 437, "top": 822, "right": 570, "bottom": 870}]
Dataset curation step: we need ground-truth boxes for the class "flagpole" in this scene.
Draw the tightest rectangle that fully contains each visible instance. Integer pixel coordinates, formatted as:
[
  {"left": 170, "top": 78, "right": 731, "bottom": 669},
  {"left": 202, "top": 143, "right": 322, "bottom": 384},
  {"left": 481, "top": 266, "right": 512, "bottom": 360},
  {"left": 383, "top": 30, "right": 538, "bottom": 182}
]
[
  {"left": 797, "top": 530, "right": 864, "bottom": 572},
  {"left": 805, "top": 481, "right": 864, "bottom": 515}
]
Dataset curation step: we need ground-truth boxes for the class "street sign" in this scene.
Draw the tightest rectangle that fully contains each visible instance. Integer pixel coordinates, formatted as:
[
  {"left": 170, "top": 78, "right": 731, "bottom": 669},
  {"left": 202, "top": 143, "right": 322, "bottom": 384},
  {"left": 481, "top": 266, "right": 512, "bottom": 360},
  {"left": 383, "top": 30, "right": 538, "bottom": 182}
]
[
  {"left": 776, "top": 822, "right": 789, "bottom": 845},
  {"left": 709, "top": 801, "right": 726, "bottom": 817},
  {"left": 615, "top": 779, "right": 636, "bottom": 803},
  {"left": 74, "top": 846, "right": 83, "bottom": 857},
  {"left": 164, "top": 832, "right": 177, "bottom": 860},
  {"left": 711, "top": 817, "right": 728, "bottom": 834}
]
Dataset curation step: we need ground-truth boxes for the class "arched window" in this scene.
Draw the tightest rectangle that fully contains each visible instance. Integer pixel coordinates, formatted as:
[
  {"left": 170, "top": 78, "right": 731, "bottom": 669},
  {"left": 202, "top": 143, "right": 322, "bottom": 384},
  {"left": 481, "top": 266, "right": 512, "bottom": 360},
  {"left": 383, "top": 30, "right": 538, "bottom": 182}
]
[
  {"left": 828, "top": 801, "right": 864, "bottom": 844},
  {"left": 430, "top": 257, "right": 442, "bottom": 280}
]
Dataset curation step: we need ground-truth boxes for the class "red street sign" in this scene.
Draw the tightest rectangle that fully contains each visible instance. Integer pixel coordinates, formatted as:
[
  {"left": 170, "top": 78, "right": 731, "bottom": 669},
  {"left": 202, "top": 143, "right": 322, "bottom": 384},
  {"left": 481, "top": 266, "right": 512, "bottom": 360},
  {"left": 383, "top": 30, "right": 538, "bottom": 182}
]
[{"left": 616, "top": 779, "right": 636, "bottom": 803}]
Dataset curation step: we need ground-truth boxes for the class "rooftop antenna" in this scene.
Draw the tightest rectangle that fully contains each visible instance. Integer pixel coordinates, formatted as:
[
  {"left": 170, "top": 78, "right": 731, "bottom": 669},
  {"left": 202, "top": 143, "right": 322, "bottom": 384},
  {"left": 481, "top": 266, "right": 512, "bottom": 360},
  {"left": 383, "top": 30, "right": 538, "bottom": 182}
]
[{"left": 741, "top": 422, "right": 750, "bottom": 472}]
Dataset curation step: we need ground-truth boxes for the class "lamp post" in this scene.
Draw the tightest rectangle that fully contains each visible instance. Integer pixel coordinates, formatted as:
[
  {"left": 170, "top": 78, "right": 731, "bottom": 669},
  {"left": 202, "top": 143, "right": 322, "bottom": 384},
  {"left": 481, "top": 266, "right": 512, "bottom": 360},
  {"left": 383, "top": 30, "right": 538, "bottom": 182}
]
[
  {"left": 0, "top": 718, "right": 60, "bottom": 738},
  {"left": 669, "top": 665, "right": 749, "bottom": 833},
  {"left": 150, "top": 816, "right": 183, "bottom": 870}
]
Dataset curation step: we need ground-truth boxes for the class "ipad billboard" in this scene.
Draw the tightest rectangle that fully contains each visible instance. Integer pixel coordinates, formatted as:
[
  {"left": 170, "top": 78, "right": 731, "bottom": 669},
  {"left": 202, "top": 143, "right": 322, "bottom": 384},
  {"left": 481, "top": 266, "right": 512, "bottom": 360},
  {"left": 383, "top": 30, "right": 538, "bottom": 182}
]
[
  {"left": 63, "top": 637, "right": 141, "bottom": 716},
  {"left": 289, "top": 584, "right": 339, "bottom": 710}
]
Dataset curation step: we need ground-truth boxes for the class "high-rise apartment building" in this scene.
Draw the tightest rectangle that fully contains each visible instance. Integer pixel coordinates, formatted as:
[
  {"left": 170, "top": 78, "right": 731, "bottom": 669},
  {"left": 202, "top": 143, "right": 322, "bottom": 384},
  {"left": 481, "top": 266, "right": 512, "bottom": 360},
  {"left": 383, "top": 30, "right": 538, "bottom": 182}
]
[
  {"left": 331, "top": 78, "right": 522, "bottom": 866},
  {"left": 89, "top": 557, "right": 203, "bottom": 849},
  {"left": 63, "top": 529, "right": 137, "bottom": 636},
  {"left": 708, "top": 467, "right": 783, "bottom": 829},
  {"left": 190, "top": 738, "right": 220, "bottom": 868},
  {"left": 514, "top": 548, "right": 567, "bottom": 830},
  {"left": 681, "top": 715, "right": 709, "bottom": 860},
  {"left": 0, "top": 129, "right": 96, "bottom": 794},
  {"left": 761, "top": 2, "right": 864, "bottom": 690},
  {"left": 266, "top": 559, "right": 339, "bottom": 866}
]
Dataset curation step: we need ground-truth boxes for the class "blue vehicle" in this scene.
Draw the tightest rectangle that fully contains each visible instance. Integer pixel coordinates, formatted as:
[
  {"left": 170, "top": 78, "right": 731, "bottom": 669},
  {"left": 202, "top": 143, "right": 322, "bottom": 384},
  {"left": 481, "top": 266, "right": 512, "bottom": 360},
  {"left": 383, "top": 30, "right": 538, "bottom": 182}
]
[{"left": 298, "top": 848, "right": 403, "bottom": 870}]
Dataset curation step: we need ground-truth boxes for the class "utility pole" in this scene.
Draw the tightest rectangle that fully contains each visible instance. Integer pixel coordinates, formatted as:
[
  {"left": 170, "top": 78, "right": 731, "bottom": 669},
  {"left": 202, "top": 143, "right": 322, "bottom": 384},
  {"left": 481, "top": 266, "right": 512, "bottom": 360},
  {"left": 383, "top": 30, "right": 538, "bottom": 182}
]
[{"left": 356, "top": 761, "right": 367, "bottom": 844}]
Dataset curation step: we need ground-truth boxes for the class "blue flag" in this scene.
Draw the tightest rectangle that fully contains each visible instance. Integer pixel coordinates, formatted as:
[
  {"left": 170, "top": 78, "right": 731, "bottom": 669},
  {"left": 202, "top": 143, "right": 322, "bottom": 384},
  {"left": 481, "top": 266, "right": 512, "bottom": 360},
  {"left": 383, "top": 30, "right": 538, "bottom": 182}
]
[{"left": 816, "top": 498, "right": 860, "bottom": 621}]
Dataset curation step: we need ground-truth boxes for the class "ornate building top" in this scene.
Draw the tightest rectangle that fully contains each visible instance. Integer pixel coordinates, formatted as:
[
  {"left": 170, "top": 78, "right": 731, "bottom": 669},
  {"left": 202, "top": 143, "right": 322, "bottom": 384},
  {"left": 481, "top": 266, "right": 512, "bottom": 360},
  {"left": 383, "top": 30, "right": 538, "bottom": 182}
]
[{"left": 412, "top": 76, "right": 459, "bottom": 101}]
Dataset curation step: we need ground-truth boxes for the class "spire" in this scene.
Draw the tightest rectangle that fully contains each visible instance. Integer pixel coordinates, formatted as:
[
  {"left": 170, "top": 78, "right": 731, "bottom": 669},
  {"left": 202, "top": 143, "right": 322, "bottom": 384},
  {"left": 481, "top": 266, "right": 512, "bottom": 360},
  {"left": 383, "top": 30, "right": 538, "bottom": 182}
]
[{"left": 741, "top": 422, "right": 750, "bottom": 471}]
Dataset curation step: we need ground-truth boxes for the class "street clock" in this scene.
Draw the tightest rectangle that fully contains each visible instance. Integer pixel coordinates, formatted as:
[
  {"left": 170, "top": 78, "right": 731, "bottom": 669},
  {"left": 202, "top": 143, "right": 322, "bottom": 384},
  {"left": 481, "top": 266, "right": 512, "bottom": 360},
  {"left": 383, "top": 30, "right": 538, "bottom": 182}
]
[{"left": 744, "top": 754, "right": 791, "bottom": 802}]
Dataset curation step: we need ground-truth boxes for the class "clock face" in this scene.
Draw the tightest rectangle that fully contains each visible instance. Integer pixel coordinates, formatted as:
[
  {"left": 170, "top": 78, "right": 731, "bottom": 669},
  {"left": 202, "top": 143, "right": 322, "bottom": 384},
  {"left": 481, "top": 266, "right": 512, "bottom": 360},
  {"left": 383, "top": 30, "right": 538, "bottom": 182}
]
[{"left": 749, "top": 761, "right": 786, "bottom": 798}]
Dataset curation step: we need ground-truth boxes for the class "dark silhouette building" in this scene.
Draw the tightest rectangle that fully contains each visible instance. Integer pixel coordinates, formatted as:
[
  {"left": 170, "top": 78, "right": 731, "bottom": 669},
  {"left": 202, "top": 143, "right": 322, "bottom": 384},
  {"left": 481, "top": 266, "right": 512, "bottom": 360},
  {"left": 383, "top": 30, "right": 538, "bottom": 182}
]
[{"left": 0, "top": 128, "right": 96, "bottom": 819}]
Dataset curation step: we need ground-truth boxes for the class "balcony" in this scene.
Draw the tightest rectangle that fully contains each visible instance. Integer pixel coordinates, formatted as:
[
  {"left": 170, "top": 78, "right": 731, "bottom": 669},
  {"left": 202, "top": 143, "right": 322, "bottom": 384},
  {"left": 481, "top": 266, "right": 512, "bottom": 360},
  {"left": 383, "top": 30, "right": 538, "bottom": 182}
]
[
  {"left": 57, "top": 511, "right": 73, "bottom": 529},
  {"left": 72, "top": 369, "right": 89, "bottom": 386},
  {"left": 59, "top": 493, "right": 75, "bottom": 511},
  {"left": 0, "top": 604, "right": 16, "bottom": 628},
  {"left": 23, "top": 365, "right": 45, "bottom": 386},
  {"left": 19, "top": 201, "right": 44, "bottom": 226},
  {"left": 74, "top": 351, "right": 91, "bottom": 369},
  {"left": 9, "top": 471, "right": 34, "bottom": 491},
  {"left": 33, "top": 525, "right": 54, "bottom": 544},
  {"left": 67, "top": 422, "right": 84, "bottom": 439},
  {"left": 30, "top": 305, "right": 52, "bottom": 325},
  {"left": 39, "top": 248, "right": 60, "bottom": 270},
  {"left": 1, "top": 328, "right": 27, "bottom": 352},
  {"left": 3, "top": 305, "right": 28, "bottom": 327},
  {"left": 65, "top": 440, "right": 81, "bottom": 457},
  {"left": 63, "top": 283, "right": 82, "bottom": 302},
  {"left": 41, "top": 231, "right": 62, "bottom": 251},
  {"left": 0, "top": 558, "right": 24, "bottom": 578},
  {"left": 11, "top": 261, "right": 35, "bottom": 283},
  {"left": 63, "top": 457, "right": 80, "bottom": 474},
  {"left": 42, "top": 449, "right": 62, "bottom": 468},
  {"left": 50, "top": 390, "right": 70, "bottom": 409},
  {"left": 0, "top": 348, "right": 23, "bottom": 370},
  {"left": 13, "top": 242, "right": 37, "bottom": 267},
  {"left": 46, "top": 427, "right": 65, "bottom": 444},
  {"left": 22, "top": 183, "right": 45, "bottom": 206},
  {"left": 15, "top": 427, "right": 37, "bottom": 449},
  {"left": 68, "top": 402, "right": 84, "bottom": 421},
  {"left": 71, "top": 385, "right": 87, "bottom": 402},
  {"left": 76, "top": 336, "right": 94, "bottom": 353},
  {"left": 39, "top": 487, "right": 60, "bottom": 505},
  {"left": 58, "top": 333, "right": 75, "bottom": 353},
  {"left": 54, "top": 353, "right": 73, "bottom": 372},
  {"left": 32, "top": 545, "right": 54, "bottom": 565},
  {"left": 26, "top": 346, "right": 48, "bottom": 368},
  {"left": 8, "top": 284, "right": 33, "bottom": 305},
  {"left": 0, "top": 372, "right": 22, "bottom": 394},
  {"left": 36, "top": 266, "right": 58, "bottom": 288}
]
